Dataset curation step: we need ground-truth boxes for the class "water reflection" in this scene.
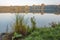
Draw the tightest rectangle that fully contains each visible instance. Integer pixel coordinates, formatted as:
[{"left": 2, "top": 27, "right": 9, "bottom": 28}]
[
  {"left": 0, "top": 13, "right": 60, "bottom": 33},
  {"left": 0, "top": 13, "right": 15, "bottom": 33}
]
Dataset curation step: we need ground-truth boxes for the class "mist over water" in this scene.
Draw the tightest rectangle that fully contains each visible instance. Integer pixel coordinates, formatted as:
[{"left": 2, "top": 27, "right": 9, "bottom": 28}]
[{"left": 0, "top": 13, "right": 60, "bottom": 33}]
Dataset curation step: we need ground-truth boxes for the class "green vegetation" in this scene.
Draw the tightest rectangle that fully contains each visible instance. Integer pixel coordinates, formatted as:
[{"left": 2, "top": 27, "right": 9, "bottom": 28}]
[
  {"left": 31, "top": 16, "right": 36, "bottom": 31},
  {"left": 13, "top": 14, "right": 28, "bottom": 36},
  {"left": 24, "top": 26, "right": 60, "bottom": 40},
  {"left": 24, "top": 22, "right": 60, "bottom": 40},
  {"left": 12, "top": 14, "right": 60, "bottom": 40}
]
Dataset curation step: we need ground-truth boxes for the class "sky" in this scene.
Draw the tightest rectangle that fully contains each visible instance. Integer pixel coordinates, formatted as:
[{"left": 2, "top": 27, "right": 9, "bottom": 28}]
[{"left": 0, "top": 0, "right": 60, "bottom": 6}]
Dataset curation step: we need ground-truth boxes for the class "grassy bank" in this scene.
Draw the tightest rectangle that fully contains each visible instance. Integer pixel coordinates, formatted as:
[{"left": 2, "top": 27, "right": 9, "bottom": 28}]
[
  {"left": 2, "top": 14, "right": 60, "bottom": 40},
  {"left": 12, "top": 14, "right": 60, "bottom": 40},
  {"left": 24, "top": 25, "right": 60, "bottom": 40}
]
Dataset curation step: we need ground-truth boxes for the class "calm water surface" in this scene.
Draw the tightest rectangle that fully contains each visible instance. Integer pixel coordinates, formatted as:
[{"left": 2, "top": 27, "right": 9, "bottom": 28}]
[{"left": 0, "top": 13, "right": 60, "bottom": 33}]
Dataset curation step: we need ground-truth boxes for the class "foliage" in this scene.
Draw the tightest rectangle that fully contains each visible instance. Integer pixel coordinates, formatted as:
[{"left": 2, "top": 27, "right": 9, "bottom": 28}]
[
  {"left": 31, "top": 16, "right": 36, "bottom": 31},
  {"left": 13, "top": 14, "right": 28, "bottom": 36},
  {"left": 12, "top": 15, "right": 60, "bottom": 40},
  {"left": 24, "top": 24, "right": 60, "bottom": 40}
]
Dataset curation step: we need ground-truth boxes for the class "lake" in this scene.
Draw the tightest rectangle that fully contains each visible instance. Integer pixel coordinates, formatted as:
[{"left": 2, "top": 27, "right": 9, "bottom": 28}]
[{"left": 0, "top": 13, "right": 60, "bottom": 33}]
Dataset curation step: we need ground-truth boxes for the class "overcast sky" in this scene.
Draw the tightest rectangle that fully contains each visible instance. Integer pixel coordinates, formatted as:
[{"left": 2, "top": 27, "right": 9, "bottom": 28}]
[{"left": 0, "top": 0, "right": 60, "bottom": 6}]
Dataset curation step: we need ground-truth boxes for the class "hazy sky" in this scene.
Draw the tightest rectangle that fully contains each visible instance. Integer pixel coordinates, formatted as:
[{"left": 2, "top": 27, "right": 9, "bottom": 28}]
[{"left": 0, "top": 0, "right": 60, "bottom": 6}]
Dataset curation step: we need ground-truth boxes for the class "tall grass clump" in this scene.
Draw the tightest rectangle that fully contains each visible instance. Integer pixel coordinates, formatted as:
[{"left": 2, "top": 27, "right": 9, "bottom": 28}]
[
  {"left": 31, "top": 16, "right": 36, "bottom": 31},
  {"left": 13, "top": 14, "right": 37, "bottom": 36},
  {"left": 13, "top": 14, "right": 28, "bottom": 36}
]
